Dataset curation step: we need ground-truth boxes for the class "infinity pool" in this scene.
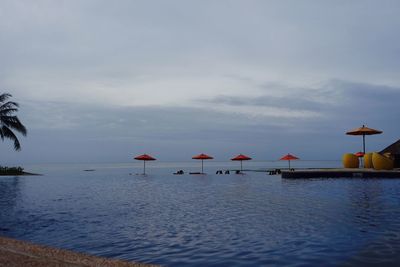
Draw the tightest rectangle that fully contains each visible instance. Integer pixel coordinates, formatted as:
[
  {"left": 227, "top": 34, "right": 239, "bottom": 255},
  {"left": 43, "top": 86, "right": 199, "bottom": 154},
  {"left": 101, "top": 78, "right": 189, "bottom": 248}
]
[{"left": 1, "top": 163, "right": 400, "bottom": 266}]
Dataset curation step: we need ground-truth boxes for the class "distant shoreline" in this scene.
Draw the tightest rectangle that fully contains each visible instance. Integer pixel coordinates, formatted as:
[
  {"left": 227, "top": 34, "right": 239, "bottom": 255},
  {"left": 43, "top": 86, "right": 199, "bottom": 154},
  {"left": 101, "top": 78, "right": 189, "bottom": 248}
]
[{"left": 0, "top": 171, "right": 41, "bottom": 176}]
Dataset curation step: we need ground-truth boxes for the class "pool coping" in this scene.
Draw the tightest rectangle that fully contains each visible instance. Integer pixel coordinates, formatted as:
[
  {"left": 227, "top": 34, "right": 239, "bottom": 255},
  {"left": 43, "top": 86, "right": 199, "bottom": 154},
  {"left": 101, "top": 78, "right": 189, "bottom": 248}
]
[
  {"left": 282, "top": 168, "right": 400, "bottom": 179},
  {"left": 0, "top": 236, "right": 158, "bottom": 267}
]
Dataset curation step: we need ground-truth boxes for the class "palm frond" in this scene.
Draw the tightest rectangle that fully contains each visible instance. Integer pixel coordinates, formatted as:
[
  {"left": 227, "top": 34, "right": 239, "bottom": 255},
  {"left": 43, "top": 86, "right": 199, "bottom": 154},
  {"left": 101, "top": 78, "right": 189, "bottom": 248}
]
[
  {"left": 0, "top": 115, "right": 27, "bottom": 135},
  {"left": 1, "top": 126, "right": 22, "bottom": 150},
  {"left": 0, "top": 92, "right": 27, "bottom": 150},
  {"left": 0, "top": 93, "right": 12, "bottom": 103},
  {"left": 0, "top": 101, "right": 19, "bottom": 111},
  {"left": 0, "top": 108, "right": 18, "bottom": 116}
]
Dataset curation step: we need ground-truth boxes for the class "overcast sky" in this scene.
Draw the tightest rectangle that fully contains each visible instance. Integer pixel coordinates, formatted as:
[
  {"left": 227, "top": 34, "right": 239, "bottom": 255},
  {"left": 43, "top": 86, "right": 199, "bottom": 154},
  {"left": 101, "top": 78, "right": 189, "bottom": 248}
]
[{"left": 1, "top": 0, "right": 399, "bottom": 164}]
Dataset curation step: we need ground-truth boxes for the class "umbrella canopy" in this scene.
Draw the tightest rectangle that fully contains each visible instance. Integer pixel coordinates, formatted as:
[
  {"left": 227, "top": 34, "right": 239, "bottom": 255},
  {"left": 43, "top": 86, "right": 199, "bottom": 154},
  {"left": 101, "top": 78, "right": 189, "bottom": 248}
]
[
  {"left": 192, "top": 153, "right": 213, "bottom": 173},
  {"left": 346, "top": 125, "right": 382, "bottom": 154},
  {"left": 134, "top": 154, "right": 156, "bottom": 161},
  {"left": 279, "top": 153, "right": 299, "bottom": 169},
  {"left": 231, "top": 154, "right": 252, "bottom": 171},
  {"left": 134, "top": 154, "right": 156, "bottom": 174},
  {"left": 192, "top": 153, "right": 214, "bottom": 160}
]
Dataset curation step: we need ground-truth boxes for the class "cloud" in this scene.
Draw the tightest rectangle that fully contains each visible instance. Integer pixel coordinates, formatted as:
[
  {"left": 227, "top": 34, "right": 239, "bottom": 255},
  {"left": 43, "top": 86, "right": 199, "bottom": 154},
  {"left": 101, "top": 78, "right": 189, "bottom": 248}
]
[
  {"left": 0, "top": 79, "right": 397, "bottom": 164},
  {"left": 1, "top": 1, "right": 400, "bottom": 163},
  {"left": 200, "top": 79, "right": 400, "bottom": 123},
  {"left": 2, "top": 0, "right": 400, "bottom": 107}
]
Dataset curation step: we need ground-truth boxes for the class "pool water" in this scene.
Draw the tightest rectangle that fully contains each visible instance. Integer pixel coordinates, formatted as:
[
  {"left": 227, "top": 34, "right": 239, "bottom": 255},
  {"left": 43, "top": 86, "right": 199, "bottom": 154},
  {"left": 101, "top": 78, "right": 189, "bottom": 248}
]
[{"left": 1, "top": 162, "right": 400, "bottom": 266}]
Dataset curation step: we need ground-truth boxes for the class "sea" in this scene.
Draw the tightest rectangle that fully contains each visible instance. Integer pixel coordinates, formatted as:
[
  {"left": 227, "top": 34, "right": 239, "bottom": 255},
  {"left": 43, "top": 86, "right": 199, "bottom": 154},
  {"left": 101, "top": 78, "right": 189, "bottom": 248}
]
[{"left": 1, "top": 161, "right": 400, "bottom": 266}]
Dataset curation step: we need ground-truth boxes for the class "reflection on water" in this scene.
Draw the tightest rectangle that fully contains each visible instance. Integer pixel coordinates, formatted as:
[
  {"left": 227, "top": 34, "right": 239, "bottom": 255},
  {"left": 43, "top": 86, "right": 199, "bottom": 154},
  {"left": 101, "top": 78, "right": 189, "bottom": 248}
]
[
  {"left": 343, "top": 180, "right": 400, "bottom": 266},
  {"left": 1, "top": 164, "right": 400, "bottom": 266},
  {"left": 348, "top": 180, "right": 384, "bottom": 231},
  {"left": 0, "top": 177, "right": 22, "bottom": 232}
]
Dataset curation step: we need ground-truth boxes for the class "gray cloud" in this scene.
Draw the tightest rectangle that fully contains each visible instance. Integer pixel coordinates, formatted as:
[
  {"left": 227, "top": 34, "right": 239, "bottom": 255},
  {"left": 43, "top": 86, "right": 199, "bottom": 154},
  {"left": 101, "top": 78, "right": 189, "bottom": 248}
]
[
  {"left": 202, "top": 92, "right": 324, "bottom": 112},
  {"left": 2, "top": 1, "right": 400, "bottom": 87},
  {"left": 1, "top": 79, "right": 398, "bottom": 164},
  {"left": 202, "top": 79, "right": 400, "bottom": 124}
]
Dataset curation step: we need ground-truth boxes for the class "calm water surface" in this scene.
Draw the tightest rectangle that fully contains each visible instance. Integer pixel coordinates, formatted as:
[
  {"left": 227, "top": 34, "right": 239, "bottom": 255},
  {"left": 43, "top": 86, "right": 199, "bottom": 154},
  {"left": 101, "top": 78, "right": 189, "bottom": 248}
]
[{"left": 1, "top": 162, "right": 400, "bottom": 266}]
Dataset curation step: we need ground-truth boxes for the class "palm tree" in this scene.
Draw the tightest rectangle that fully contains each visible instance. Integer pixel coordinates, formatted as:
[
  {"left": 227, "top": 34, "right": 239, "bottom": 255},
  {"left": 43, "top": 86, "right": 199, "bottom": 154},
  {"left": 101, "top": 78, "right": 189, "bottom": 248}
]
[{"left": 0, "top": 93, "right": 27, "bottom": 150}]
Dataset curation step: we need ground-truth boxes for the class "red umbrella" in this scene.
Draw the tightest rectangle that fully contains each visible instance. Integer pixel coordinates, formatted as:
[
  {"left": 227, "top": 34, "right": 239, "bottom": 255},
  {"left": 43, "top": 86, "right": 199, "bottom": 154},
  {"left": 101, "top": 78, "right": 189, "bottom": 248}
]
[
  {"left": 192, "top": 153, "right": 213, "bottom": 173},
  {"left": 354, "top": 151, "right": 365, "bottom": 168},
  {"left": 354, "top": 151, "right": 365, "bottom": 157},
  {"left": 280, "top": 153, "right": 299, "bottom": 169},
  {"left": 134, "top": 154, "right": 156, "bottom": 174},
  {"left": 231, "top": 154, "right": 252, "bottom": 171}
]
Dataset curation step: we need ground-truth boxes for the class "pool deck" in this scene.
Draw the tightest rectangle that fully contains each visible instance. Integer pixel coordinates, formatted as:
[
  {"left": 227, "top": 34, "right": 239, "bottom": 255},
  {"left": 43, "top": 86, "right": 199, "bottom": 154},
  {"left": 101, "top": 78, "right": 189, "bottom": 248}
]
[
  {"left": 282, "top": 168, "right": 400, "bottom": 179},
  {"left": 0, "top": 236, "right": 157, "bottom": 267}
]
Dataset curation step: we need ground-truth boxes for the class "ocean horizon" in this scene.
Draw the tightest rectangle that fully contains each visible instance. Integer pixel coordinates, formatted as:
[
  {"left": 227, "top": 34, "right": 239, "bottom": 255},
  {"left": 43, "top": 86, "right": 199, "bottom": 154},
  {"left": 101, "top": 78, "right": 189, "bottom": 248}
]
[{"left": 20, "top": 160, "right": 343, "bottom": 175}]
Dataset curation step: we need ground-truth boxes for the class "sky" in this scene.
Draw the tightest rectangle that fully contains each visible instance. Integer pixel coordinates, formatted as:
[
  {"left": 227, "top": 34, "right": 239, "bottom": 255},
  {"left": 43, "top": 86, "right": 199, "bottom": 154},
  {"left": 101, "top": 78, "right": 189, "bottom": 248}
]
[{"left": 1, "top": 0, "right": 400, "bottom": 164}]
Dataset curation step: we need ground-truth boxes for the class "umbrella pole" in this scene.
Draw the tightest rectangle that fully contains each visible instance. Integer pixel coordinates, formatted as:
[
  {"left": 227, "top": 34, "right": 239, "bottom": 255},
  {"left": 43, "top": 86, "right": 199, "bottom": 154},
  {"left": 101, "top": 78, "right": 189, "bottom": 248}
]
[
  {"left": 288, "top": 160, "right": 291, "bottom": 170},
  {"left": 240, "top": 161, "right": 243, "bottom": 171},
  {"left": 363, "top": 134, "right": 366, "bottom": 154},
  {"left": 143, "top": 161, "right": 146, "bottom": 175},
  {"left": 201, "top": 159, "right": 204, "bottom": 173}
]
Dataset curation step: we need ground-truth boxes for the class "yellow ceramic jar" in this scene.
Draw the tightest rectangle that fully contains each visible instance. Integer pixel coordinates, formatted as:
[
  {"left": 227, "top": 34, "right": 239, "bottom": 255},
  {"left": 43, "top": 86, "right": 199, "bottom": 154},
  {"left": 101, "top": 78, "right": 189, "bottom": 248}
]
[
  {"left": 342, "top": 153, "right": 359, "bottom": 168},
  {"left": 372, "top": 152, "right": 394, "bottom": 170}
]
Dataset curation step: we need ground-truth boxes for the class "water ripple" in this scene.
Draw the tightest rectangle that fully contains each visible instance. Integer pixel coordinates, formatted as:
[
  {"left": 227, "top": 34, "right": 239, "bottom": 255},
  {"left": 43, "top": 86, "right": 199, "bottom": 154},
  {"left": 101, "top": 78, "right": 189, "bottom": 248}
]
[{"left": 2, "top": 169, "right": 400, "bottom": 266}]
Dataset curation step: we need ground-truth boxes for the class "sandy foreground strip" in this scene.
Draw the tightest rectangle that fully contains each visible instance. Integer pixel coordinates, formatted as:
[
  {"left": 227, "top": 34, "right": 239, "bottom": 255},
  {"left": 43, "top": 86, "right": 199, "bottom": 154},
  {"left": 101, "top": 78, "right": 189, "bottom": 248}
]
[{"left": 0, "top": 236, "right": 158, "bottom": 267}]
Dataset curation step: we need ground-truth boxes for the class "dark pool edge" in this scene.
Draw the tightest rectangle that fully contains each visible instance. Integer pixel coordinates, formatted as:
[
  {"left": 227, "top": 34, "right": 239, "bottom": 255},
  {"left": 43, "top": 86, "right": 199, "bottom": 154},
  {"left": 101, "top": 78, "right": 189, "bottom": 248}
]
[
  {"left": 0, "top": 171, "right": 42, "bottom": 176},
  {"left": 0, "top": 236, "right": 158, "bottom": 267},
  {"left": 282, "top": 169, "right": 400, "bottom": 179}
]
